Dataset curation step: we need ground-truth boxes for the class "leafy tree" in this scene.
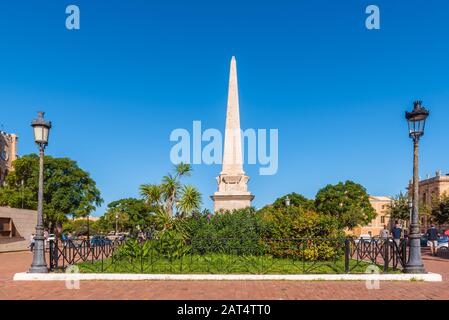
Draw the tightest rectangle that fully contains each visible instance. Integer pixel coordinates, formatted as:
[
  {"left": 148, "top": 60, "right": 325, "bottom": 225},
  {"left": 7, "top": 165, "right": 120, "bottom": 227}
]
[
  {"left": 272, "top": 192, "right": 315, "bottom": 210},
  {"left": 431, "top": 195, "right": 449, "bottom": 226},
  {"left": 98, "top": 198, "right": 153, "bottom": 234},
  {"left": 139, "top": 163, "right": 201, "bottom": 218},
  {"left": 257, "top": 205, "right": 343, "bottom": 239},
  {"left": 387, "top": 192, "right": 409, "bottom": 224},
  {"left": 314, "top": 180, "right": 376, "bottom": 230},
  {"left": 0, "top": 154, "right": 102, "bottom": 232},
  {"left": 62, "top": 219, "right": 101, "bottom": 237},
  {"left": 257, "top": 205, "right": 344, "bottom": 260}
]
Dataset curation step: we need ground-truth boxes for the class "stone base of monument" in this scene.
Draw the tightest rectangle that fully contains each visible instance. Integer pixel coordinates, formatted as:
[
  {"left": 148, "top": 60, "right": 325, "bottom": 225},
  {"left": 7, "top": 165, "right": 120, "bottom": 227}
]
[
  {"left": 14, "top": 272, "right": 442, "bottom": 282},
  {"left": 211, "top": 193, "right": 255, "bottom": 213}
]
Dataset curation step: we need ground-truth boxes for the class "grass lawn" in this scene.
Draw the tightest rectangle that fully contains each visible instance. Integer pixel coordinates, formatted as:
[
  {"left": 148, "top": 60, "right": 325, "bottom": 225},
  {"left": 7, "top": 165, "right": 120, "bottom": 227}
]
[{"left": 75, "top": 254, "right": 388, "bottom": 274}]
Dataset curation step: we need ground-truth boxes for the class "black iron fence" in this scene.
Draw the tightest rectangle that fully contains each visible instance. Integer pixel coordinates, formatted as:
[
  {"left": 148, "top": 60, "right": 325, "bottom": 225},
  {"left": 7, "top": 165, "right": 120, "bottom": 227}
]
[
  {"left": 347, "top": 238, "right": 408, "bottom": 273},
  {"left": 49, "top": 238, "right": 123, "bottom": 270},
  {"left": 48, "top": 237, "right": 409, "bottom": 274}
]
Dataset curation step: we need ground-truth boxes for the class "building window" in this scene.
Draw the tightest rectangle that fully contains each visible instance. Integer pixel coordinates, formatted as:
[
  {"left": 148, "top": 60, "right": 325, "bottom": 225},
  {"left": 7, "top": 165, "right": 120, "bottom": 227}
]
[
  {"left": 381, "top": 216, "right": 385, "bottom": 224},
  {"left": 0, "top": 218, "right": 13, "bottom": 237}
]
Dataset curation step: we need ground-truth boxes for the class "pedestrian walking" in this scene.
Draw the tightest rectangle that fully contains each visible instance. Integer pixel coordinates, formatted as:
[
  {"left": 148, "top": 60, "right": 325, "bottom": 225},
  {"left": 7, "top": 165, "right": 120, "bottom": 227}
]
[
  {"left": 392, "top": 221, "right": 402, "bottom": 248},
  {"left": 426, "top": 224, "right": 440, "bottom": 256}
]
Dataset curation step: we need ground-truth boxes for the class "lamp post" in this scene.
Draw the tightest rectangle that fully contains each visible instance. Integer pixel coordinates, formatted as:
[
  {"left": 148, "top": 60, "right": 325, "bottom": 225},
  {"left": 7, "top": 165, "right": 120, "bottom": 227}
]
[
  {"left": 115, "top": 212, "right": 119, "bottom": 235},
  {"left": 29, "top": 112, "right": 52, "bottom": 273},
  {"left": 404, "top": 101, "right": 429, "bottom": 274}
]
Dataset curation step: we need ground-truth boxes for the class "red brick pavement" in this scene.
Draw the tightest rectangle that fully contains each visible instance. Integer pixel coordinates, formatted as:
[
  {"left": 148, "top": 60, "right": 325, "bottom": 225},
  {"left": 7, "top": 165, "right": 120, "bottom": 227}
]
[{"left": 0, "top": 250, "right": 448, "bottom": 300}]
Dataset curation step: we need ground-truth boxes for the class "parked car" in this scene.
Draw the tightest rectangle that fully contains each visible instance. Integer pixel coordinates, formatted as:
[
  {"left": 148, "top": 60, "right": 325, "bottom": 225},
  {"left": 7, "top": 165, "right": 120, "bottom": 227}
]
[
  {"left": 90, "top": 235, "right": 112, "bottom": 246},
  {"left": 45, "top": 233, "right": 55, "bottom": 244},
  {"left": 106, "top": 232, "right": 119, "bottom": 241},
  {"left": 420, "top": 234, "right": 428, "bottom": 247},
  {"left": 420, "top": 234, "right": 448, "bottom": 250},
  {"left": 438, "top": 235, "right": 448, "bottom": 250},
  {"left": 353, "top": 234, "right": 372, "bottom": 244}
]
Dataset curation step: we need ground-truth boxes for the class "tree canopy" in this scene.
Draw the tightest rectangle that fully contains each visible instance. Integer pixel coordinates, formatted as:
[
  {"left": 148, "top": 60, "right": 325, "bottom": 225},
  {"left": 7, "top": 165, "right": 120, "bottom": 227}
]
[
  {"left": 272, "top": 192, "right": 315, "bottom": 210},
  {"left": 387, "top": 192, "right": 410, "bottom": 222},
  {"left": 314, "top": 180, "right": 376, "bottom": 230},
  {"left": 431, "top": 195, "right": 449, "bottom": 226},
  {"left": 0, "top": 154, "right": 102, "bottom": 230},
  {"left": 97, "top": 198, "right": 153, "bottom": 234}
]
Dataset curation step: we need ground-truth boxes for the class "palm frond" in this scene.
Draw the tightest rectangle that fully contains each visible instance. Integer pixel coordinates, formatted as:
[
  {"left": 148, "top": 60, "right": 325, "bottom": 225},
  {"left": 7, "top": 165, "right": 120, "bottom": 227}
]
[{"left": 177, "top": 184, "right": 202, "bottom": 217}]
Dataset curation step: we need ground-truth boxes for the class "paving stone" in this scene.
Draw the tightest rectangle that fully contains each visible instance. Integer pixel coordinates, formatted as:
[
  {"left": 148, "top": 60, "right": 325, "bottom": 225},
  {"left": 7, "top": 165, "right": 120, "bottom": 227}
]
[{"left": 0, "top": 250, "right": 447, "bottom": 300}]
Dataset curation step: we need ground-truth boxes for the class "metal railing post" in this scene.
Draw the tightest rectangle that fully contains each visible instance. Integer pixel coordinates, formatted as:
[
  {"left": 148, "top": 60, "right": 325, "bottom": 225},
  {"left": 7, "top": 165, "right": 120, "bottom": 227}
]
[
  {"left": 402, "top": 239, "right": 407, "bottom": 267},
  {"left": 48, "top": 239, "right": 53, "bottom": 270},
  {"left": 344, "top": 239, "right": 350, "bottom": 273},
  {"left": 383, "top": 239, "right": 389, "bottom": 273}
]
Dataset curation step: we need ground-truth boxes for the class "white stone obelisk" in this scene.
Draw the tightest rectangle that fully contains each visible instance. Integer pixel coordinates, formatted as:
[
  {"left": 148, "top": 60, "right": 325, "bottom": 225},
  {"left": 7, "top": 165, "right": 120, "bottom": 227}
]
[{"left": 211, "top": 56, "right": 254, "bottom": 212}]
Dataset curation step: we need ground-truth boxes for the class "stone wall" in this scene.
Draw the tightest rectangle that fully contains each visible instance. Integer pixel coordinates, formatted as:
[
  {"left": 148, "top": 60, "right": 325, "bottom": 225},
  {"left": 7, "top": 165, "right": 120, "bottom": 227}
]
[
  {"left": 0, "top": 207, "right": 37, "bottom": 252},
  {"left": 0, "top": 131, "right": 18, "bottom": 185}
]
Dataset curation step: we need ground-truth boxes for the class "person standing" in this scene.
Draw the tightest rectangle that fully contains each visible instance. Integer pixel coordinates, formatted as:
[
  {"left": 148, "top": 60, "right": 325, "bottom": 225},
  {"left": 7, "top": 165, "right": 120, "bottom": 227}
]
[
  {"left": 392, "top": 222, "right": 402, "bottom": 248},
  {"left": 426, "top": 224, "right": 440, "bottom": 256},
  {"left": 379, "top": 225, "right": 389, "bottom": 240},
  {"left": 29, "top": 233, "right": 35, "bottom": 252}
]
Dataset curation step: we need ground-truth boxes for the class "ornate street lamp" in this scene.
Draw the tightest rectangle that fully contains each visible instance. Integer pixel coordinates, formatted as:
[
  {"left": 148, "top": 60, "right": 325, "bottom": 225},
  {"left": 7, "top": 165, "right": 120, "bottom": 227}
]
[
  {"left": 29, "top": 112, "right": 52, "bottom": 273},
  {"left": 115, "top": 213, "right": 119, "bottom": 235},
  {"left": 404, "top": 101, "right": 429, "bottom": 274}
]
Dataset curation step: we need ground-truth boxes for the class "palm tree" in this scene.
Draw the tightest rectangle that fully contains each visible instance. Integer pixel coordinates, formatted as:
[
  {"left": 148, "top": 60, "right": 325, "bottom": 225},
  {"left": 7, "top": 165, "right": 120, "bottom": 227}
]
[
  {"left": 177, "top": 185, "right": 202, "bottom": 217},
  {"left": 161, "top": 174, "right": 180, "bottom": 217},
  {"left": 175, "top": 163, "right": 192, "bottom": 178},
  {"left": 140, "top": 163, "right": 197, "bottom": 218},
  {"left": 139, "top": 184, "right": 163, "bottom": 207}
]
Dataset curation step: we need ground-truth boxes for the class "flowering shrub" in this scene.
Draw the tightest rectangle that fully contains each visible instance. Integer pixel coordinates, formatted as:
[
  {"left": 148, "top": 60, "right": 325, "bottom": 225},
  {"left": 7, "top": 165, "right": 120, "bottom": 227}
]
[{"left": 257, "top": 206, "right": 344, "bottom": 260}]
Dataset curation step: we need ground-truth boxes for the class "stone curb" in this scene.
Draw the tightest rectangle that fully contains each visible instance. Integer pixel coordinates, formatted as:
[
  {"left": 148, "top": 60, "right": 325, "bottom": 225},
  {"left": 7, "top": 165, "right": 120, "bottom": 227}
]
[{"left": 13, "top": 272, "right": 442, "bottom": 282}]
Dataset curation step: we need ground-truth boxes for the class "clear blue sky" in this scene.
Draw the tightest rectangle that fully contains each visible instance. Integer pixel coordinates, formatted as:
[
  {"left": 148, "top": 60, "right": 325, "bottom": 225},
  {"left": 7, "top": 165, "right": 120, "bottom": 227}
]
[{"left": 1, "top": 0, "right": 448, "bottom": 216}]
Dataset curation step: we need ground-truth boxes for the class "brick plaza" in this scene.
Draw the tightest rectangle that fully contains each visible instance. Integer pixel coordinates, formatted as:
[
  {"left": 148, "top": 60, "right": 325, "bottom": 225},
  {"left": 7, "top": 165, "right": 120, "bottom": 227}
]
[{"left": 0, "top": 250, "right": 448, "bottom": 300}]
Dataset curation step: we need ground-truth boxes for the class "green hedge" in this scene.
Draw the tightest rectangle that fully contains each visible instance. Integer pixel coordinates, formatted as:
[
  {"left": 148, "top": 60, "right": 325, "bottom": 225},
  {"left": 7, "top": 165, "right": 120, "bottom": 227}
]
[
  {"left": 183, "top": 206, "right": 345, "bottom": 261},
  {"left": 186, "top": 208, "right": 266, "bottom": 255}
]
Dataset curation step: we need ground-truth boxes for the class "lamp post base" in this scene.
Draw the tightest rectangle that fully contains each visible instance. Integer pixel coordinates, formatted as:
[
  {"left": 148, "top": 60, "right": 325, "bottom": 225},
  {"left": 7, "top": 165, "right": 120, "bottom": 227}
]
[
  {"left": 404, "top": 223, "right": 426, "bottom": 274},
  {"left": 403, "top": 265, "right": 426, "bottom": 274},
  {"left": 29, "top": 235, "right": 48, "bottom": 274},
  {"left": 29, "top": 265, "right": 49, "bottom": 273}
]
